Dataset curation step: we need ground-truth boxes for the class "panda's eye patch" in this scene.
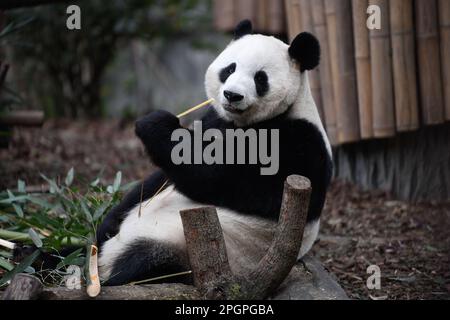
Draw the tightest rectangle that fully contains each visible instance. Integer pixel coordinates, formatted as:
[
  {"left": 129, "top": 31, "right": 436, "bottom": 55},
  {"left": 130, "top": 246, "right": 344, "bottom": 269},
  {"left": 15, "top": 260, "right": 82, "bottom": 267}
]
[
  {"left": 254, "top": 70, "right": 269, "bottom": 97},
  {"left": 219, "top": 63, "right": 236, "bottom": 83}
]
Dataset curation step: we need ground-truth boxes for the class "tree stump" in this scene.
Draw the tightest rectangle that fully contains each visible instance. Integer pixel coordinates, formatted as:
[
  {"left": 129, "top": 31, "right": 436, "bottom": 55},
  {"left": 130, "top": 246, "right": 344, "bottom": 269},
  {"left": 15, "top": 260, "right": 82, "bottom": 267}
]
[{"left": 2, "top": 274, "right": 43, "bottom": 300}]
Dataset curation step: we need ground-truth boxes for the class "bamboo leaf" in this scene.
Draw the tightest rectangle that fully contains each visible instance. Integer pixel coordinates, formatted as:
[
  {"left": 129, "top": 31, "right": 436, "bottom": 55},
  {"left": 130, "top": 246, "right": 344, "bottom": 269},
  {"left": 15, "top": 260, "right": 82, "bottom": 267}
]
[
  {"left": 113, "top": 171, "right": 122, "bottom": 192},
  {"left": 0, "top": 250, "right": 40, "bottom": 286},
  {"left": 90, "top": 178, "right": 100, "bottom": 187},
  {"left": 56, "top": 248, "right": 83, "bottom": 270},
  {"left": 0, "top": 257, "right": 14, "bottom": 271},
  {"left": 28, "top": 228, "right": 43, "bottom": 248},
  {"left": 7, "top": 189, "right": 14, "bottom": 200},
  {"left": 0, "top": 195, "right": 28, "bottom": 204},
  {"left": 106, "top": 185, "right": 114, "bottom": 194},
  {"left": 0, "top": 250, "right": 13, "bottom": 259},
  {"left": 93, "top": 202, "right": 109, "bottom": 222},
  {"left": 17, "top": 180, "right": 26, "bottom": 193},
  {"left": 12, "top": 203, "right": 24, "bottom": 218},
  {"left": 80, "top": 200, "right": 93, "bottom": 224},
  {"left": 65, "top": 168, "right": 74, "bottom": 187},
  {"left": 121, "top": 181, "right": 139, "bottom": 192},
  {"left": 40, "top": 173, "right": 60, "bottom": 194},
  {"left": 27, "top": 196, "right": 53, "bottom": 209}
]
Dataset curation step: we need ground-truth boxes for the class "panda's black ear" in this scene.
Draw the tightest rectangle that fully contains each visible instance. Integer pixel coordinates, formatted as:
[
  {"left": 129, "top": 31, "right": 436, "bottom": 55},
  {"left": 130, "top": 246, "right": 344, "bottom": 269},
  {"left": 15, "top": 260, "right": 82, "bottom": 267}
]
[
  {"left": 234, "top": 20, "right": 253, "bottom": 40},
  {"left": 288, "top": 32, "right": 320, "bottom": 72}
]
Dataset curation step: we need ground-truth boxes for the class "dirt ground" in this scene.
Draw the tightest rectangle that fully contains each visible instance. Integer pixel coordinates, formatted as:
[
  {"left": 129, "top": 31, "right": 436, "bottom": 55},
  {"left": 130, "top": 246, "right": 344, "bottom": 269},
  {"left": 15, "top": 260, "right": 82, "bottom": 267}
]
[{"left": 1, "top": 120, "right": 449, "bottom": 300}]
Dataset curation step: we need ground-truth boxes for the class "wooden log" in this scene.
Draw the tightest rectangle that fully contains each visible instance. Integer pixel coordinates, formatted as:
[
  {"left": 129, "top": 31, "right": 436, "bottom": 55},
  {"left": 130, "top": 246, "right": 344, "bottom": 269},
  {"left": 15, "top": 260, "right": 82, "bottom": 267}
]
[
  {"left": 2, "top": 274, "right": 42, "bottom": 300},
  {"left": 390, "top": 0, "right": 419, "bottom": 132},
  {"left": 243, "top": 175, "right": 311, "bottom": 299},
  {"left": 312, "top": 0, "right": 337, "bottom": 145},
  {"left": 284, "top": 0, "right": 303, "bottom": 40},
  {"left": 333, "top": 0, "right": 360, "bottom": 143},
  {"left": 438, "top": 0, "right": 450, "bottom": 121},
  {"left": 369, "top": 0, "right": 396, "bottom": 138},
  {"left": 299, "top": 0, "right": 324, "bottom": 123},
  {"left": 40, "top": 283, "right": 201, "bottom": 300},
  {"left": 0, "top": 110, "right": 44, "bottom": 126},
  {"left": 213, "top": 0, "right": 235, "bottom": 31},
  {"left": 179, "top": 175, "right": 311, "bottom": 300},
  {"left": 179, "top": 206, "right": 233, "bottom": 299},
  {"left": 352, "top": 0, "right": 373, "bottom": 139},
  {"left": 415, "top": 0, "right": 445, "bottom": 125}
]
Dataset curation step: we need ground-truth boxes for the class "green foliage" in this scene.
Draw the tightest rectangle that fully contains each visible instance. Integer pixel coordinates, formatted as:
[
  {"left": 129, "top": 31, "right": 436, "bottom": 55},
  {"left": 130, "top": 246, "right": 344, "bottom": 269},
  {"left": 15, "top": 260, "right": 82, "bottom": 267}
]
[
  {"left": 0, "top": 168, "right": 137, "bottom": 286},
  {"left": 7, "top": 0, "right": 211, "bottom": 118},
  {"left": 0, "top": 17, "right": 33, "bottom": 113}
]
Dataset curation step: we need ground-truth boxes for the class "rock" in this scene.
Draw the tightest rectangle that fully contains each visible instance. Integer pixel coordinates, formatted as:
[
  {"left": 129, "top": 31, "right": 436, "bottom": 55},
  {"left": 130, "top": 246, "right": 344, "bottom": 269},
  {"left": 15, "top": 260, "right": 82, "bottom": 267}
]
[{"left": 271, "top": 254, "right": 349, "bottom": 300}]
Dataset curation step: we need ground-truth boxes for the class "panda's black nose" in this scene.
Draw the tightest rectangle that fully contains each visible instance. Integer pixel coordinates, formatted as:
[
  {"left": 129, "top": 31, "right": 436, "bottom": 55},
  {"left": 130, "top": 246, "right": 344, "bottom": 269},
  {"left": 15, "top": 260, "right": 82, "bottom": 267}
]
[{"left": 224, "top": 90, "right": 244, "bottom": 103}]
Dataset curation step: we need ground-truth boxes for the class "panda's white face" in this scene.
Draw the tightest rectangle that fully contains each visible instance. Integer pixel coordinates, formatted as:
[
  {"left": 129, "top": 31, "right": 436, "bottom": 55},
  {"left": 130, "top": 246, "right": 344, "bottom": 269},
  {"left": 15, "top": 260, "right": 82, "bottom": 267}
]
[{"left": 205, "top": 34, "right": 301, "bottom": 126}]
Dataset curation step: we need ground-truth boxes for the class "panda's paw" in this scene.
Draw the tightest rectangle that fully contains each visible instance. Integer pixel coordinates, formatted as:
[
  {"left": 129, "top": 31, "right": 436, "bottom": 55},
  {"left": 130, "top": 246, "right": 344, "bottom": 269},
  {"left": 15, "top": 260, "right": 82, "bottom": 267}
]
[
  {"left": 135, "top": 110, "right": 180, "bottom": 166},
  {"left": 135, "top": 110, "right": 180, "bottom": 142}
]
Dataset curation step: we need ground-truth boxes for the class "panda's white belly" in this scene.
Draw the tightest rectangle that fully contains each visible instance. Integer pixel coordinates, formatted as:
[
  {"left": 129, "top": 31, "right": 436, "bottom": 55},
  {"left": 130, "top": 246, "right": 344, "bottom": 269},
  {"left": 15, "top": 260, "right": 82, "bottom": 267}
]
[{"left": 98, "top": 185, "right": 319, "bottom": 280}]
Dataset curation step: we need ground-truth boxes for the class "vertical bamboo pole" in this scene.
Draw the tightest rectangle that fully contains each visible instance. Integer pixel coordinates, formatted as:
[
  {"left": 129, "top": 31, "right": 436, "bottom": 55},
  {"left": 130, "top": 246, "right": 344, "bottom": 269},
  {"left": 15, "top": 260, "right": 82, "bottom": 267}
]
[
  {"left": 324, "top": 0, "right": 341, "bottom": 144},
  {"left": 438, "top": 0, "right": 450, "bottom": 121},
  {"left": 213, "top": 0, "right": 235, "bottom": 31},
  {"left": 352, "top": 0, "right": 373, "bottom": 139},
  {"left": 299, "top": 0, "right": 324, "bottom": 123},
  {"left": 312, "top": 0, "right": 337, "bottom": 145},
  {"left": 284, "top": 0, "right": 303, "bottom": 40},
  {"left": 257, "top": 0, "right": 269, "bottom": 32},
  {"left": 333, "top": 0, "right": 360, "bottom": 143},
  {"left": 415, "top": 0, "right": 445, "bottom": 125},
  {"left": 267, "top": 0, "right": 285, "bottom": 34},
  {"left": 235, "top": 0, "right": 257, "bottom": 26},
  {"left": 369, "top": 0, "right": 396, "bottom": 138},
  {"left": 390, "top": 0, "right": 419, "bottom": 132}
]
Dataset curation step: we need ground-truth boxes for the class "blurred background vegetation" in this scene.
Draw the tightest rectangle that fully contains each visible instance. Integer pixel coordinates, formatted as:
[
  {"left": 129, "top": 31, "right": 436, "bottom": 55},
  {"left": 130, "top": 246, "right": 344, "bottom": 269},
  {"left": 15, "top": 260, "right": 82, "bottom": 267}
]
[{"left": 2, "top": 0, "right": 221, "bottom": 119}]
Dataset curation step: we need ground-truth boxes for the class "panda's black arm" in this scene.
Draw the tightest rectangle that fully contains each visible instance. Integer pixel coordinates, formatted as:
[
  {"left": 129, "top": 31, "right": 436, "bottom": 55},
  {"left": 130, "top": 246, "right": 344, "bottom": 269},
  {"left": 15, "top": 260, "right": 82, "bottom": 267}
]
[
  {"left": 96, "top": 169, "right": 167, "bottom": 247},
  {"left": 135, "top": 111, "right": 333, "bottom": 220}
]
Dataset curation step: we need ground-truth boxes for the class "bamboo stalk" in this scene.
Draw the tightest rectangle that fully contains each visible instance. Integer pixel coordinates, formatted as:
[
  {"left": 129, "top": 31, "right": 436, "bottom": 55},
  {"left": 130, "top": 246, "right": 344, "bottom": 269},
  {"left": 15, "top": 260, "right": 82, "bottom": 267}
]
[
  {"left": 370, "top": 0, "right": 396, "bottom": 138},
  {"left": 176, "top": 98, "right": 214, "bottom": 119},
  {"left": 0, "top": 229, "right": 85, "bottom": 246},
  {"left": 0, "top": 238, "right": 15, "bottom": 250},
  {"left": 324, "top": 0, "right": 341, "bottom": 144},
  {"left": 438, "top": 0, "right": 450, "bottom": 121},
  {"left": 331, "top": 0, "right": 360, "bottom": 143},
  {"left": 415, "top": 0, "right": 445, "bottom": 125},
  {"left": 312, "top": 0, "right": 337, "bottom": 145},
  {"left": 299, "top": 0, "right": 324, "bottom": 123},
  {"left": 256, "top": 0, "right": 268, "bottom": 32},
  {"left": 267, "top": 0, "right": 285, "bottom": 34},
  {"left": 390, "top": 0, "right": 419, "bottom": 132},
  {"left": 352, "top": 0, "right": 373, "bottom": 139},
  {"left": 284, "top": 0, "right": 303, "bottom": 40},
  {"left": 213, "top": 0, "right": 235, "bottom": 31},
  {"left": 86, "top": 245, "right": 100, "bottom": 298},
  {"left": 235, "top": 0, "right": 256, "bottom": 27}
]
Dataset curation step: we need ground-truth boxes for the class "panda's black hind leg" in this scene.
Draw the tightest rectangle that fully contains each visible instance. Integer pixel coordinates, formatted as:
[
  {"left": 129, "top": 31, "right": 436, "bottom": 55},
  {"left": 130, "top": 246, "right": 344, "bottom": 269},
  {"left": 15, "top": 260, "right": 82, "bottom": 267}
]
[{"left": 104, "top": 238, "right": 192, "bottom": 286}]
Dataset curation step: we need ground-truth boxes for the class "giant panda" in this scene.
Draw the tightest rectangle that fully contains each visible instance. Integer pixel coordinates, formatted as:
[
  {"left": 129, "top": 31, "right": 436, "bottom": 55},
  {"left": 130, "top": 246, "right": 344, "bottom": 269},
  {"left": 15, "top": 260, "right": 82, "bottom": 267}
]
[{"left": 97, "top": 20, "right": 333, "bottom": 286}]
